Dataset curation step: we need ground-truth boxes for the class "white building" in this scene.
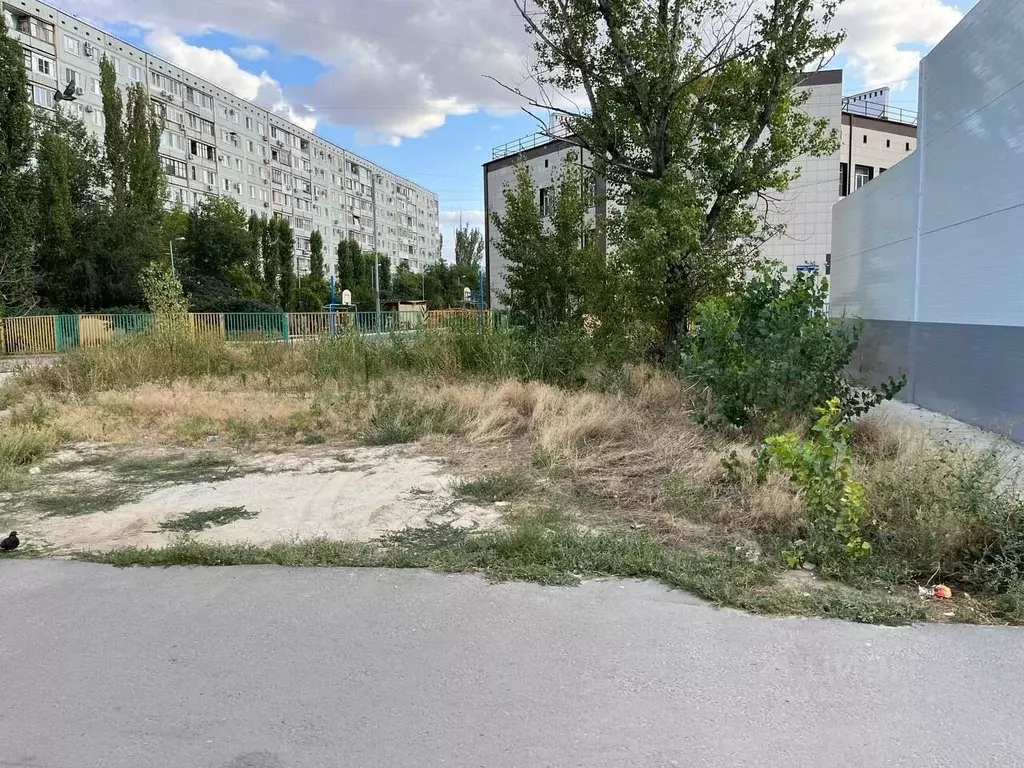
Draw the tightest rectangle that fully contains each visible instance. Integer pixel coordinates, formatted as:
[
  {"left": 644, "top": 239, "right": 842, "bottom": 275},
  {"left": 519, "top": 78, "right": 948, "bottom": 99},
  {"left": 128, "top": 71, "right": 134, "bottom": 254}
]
[
  {"left": 3, "top": 0, "right": 441, "bottom": 277},
  {"left": 830, "top": 0, "right": 1024, "bottom": 441},
  {"left": 483, "top": 69, "right": 917, "bottom": 306}
]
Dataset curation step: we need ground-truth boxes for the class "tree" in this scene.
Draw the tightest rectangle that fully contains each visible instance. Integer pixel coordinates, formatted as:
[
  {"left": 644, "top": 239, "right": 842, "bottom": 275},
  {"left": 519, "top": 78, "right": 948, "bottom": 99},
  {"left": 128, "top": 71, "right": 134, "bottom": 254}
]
[
  {"left": 336, "top": 239, "right": 373, "bottom": 308},
  {"left": 260, "top": 217, "right": 277, "bottom": 301},
  {"left": 178, "top": 196, "right": 258, "bottom": 310},
  {"left": 99, "top": 55, "right": 167, "bottom": 307},
  {"left": 454, "top": 223, "right": 484, "bottom": 268},
  {"left": 493, "top": 157, "right": 605, "bottom": 330},
  {"left": 391, "top": 262, "right": 423, "bottom": 302},
  {"left": 376, "top": 254, "right": 392, "bottom": 300},
  {"left": 511, "top": 0, "right": 843, "bottom": 355},
  {"left": 245, "top": 212, "right": 264, "bottom": 289},
  {"left": 0, "top": 13, "right": 36, "bottom": 308},
  {"left": 271, "top": 216, "right": 296, "bottom": 310},
  {"left": 34, "top": 109, "right": 106, "bottom": 309},
  {"left": 298, "top": 230, "right": 330, "bottom": 310}
]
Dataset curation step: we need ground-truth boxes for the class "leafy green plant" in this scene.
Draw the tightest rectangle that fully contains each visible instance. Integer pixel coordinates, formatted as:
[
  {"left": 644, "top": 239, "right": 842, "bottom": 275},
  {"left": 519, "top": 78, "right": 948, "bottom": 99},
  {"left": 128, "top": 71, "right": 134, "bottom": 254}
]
[
  {"left": 758, "top": 398, "right": 870, "bottom": 567},
  {"left": 683, "top": 265, "right": 903, "bottom": 426}
]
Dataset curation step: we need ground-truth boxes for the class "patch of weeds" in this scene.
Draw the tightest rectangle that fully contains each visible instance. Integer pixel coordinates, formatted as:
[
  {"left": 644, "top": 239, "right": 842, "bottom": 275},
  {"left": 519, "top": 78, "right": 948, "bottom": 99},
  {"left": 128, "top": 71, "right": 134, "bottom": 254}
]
[
  {"left": 7, "top": 397, "right": 55, "bottom": 429},
  {"left": 90, "top": 511, "right": 925, "bottom": 626},
  {"left": 286, "top": 409, "right": 315, "bottom": 436},
  {"left": 35, "top": 485, "right": 141, "bottom": 517},
  {"left": 667, "top": 478, "right": 719, "bottom": 523},
  {"left": 159, "top": 505, "right": 258, "bottom": 532},
  {"left": 226, "top": 418, "right": 260, "bottom": 444},
  {"left": 361, "top": 397, "right": 463, "bottom": 446},
  {"left": 111, "top": 454, "right": 246, "bottom": 484},
  {"left": 533, "top": 449, "right": 555, "bottom": 470},
  {"left": 175, "top": 414, "right": 217, "bottom": 442},
  {"left": 455, "top": 471, "right": 534, "bottom": 503},
  {"left": 299, "top": 434, "right": 326, "bottom": 445}
]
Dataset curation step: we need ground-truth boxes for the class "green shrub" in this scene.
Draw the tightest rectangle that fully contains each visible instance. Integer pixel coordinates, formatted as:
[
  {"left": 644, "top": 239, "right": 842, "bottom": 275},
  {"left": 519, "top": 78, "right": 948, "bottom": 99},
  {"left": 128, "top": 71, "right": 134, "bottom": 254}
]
[
  {"left": 683, "top": 265, "right": 903, "bottom": 426},
  {"left": 758, "top": 398, "right": 869, "bottom": 569}
]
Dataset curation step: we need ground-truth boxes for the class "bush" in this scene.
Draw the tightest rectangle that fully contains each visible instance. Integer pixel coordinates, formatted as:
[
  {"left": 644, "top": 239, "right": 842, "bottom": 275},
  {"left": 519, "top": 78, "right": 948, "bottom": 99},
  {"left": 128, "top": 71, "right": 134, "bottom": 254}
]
[
  {"left": 683, "top": 265, "right": 903, "bottom": 426},
  {"left": 758, "top": 398, "right": 869, "bottom": 569},
  {"left": 862, "top": 442, "right": 1024, "bottom": 594}
]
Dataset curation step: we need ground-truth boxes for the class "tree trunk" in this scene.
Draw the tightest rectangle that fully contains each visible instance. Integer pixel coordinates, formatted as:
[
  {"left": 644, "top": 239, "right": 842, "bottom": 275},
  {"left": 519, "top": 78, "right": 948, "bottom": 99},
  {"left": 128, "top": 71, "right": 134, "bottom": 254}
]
[{"left": 661, "top": 259, "right": 690, "bottom": 364}]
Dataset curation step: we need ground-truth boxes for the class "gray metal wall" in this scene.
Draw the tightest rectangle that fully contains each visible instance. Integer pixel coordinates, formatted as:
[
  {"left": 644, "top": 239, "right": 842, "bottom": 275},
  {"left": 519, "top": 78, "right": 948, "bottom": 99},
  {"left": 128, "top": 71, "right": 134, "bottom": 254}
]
[{"left": 830, "top": 0, "right": 1024, "bottom": 441}]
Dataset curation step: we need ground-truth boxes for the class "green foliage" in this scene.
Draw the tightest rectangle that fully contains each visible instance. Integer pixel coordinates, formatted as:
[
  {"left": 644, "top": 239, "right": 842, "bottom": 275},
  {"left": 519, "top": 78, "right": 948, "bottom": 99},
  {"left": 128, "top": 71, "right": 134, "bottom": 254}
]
[
  {"left": 391, "top": 262, "right": 423, "bottom": 302},
  {"left": 0, "top": 13, "right": 36, "bottom": 308},
  {"left": 159, "top": 506, "right": 258, "bottom": 532},
  {"left": 493, "top": 156, "right": 607, "bottom": 330},
  {"left": 518, "top": 0, "right": 845, "bottom": 352},
  {"left": 336, "top": 239, "right": 371, "bottom": 307},
  {"left": 268, "top": 216, "right": 296, "bottom": 310},
  {"left": 139, "top": 262, "right": 188, "bottom": 316},
  {"left": 758, "top": 399, "right": 869, "bottom": 568},
  {"left": 178, "top": 196, "right": 259, "bottom": 310},
  {"left": 423, "top": 259, "right": 480, "bottom": 309},
  {"left": 298, "top": 230, "right": 330, "bottom": 310},
  {"left": 684, "top": 265, "right": 903, "bottom": 426},
  {"left": 454, "top": 223, "right": 484, "bottom": 267}
]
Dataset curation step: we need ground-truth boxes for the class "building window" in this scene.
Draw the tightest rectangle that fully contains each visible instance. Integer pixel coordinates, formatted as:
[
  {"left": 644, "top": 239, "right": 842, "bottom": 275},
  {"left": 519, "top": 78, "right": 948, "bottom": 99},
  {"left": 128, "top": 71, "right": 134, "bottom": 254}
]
[
  {"left": 161, "top": 157, "right": 187, "bottom": 178},
  {"left": 906, "top": 142, "right": 911, "bottom": 151},
  {"left": 854, "top": 164, "right": 873, "bottom": 190},
  {"left": 862, "top": 134, "right": 867, "bottom": 144},
  {"left": 886, "top": 139, "right": 891, "bottom": 148},
  {"left": 35, "top": 54, "right": 54, "bottom": 78},
  {"left": 88, "top": 77, "right": 101, "bottom": 96},
  {"left": 539, "top": 187, "right": 551, "bottom": 216},
  {"left": 31, "top": 84, "right": 53, "bottom": 108},
  {"left": 839, "top": 162, "right": 849, "bottom": 196},
  {"left": 17, "top": 16, "right": 55, "bottom": 43},
  {"left": 64, "top": 68, "right": 81, "bottom": 89},
  {"left": 879, "top": 167, "right": 887, "bottom": 174},
  {"left": 128, "top": 64, "right": 143, "bottom": 82},
  {"left": 63, "top": 35, "right": 82, "bottom": 56}
]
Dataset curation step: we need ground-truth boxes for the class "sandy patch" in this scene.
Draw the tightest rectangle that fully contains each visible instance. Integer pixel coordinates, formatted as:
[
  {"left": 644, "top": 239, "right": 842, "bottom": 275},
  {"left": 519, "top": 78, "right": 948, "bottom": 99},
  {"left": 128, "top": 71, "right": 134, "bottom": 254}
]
[{"left": 30, "top": 447, "right": 501, "bottom": 553}]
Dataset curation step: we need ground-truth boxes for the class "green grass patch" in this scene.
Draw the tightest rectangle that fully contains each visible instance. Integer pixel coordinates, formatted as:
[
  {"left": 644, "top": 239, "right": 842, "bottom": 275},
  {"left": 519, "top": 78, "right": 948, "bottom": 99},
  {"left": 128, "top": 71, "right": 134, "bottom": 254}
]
[
  {"left": 360, "top": 397, "right": 464, "bottom": 446},
  {"left": 159, "top": 505, "right": 258, "bottom": 532},
  {"left": 34, "top": 485, "right": 141, "bottom": 517},
  {"left": 455, "top": 471, "right": 534, "bottom": 503},
  {"left": 26, "top": 453, "right": 253, "bottom": 518},
  {"left": 84, "top": 513, "right": 925, "bottom": 625}
]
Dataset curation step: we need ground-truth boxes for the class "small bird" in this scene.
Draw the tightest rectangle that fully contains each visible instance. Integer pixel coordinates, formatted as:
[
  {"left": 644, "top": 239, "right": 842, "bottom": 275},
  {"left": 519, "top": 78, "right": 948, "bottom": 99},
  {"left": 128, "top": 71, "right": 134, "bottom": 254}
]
[
  {"left": 1, "top": 532, "right": 20, "bottom": 552},
  {"left": 53, "top": 80, "right": 76, "bottom": 103}
]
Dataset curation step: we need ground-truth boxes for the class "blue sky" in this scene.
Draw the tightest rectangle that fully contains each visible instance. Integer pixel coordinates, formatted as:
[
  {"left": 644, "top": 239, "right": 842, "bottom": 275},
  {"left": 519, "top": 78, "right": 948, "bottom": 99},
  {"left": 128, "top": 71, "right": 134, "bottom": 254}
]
[{"left": 67, "top": 0, "right": 977, "bottom": 257}]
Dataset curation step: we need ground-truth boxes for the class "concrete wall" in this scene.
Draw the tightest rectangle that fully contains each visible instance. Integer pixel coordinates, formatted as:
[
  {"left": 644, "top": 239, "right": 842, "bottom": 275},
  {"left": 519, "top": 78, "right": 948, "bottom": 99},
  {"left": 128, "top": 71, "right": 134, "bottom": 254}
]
[
  {"left": 830, "top": 0, "right": 1024, "bottom": 440},
  {"left": 759, "top": 73, "right": 843, "bottom": 274},
  {"left": 484, "top": 142, "right": 600, "bottom": 308}
]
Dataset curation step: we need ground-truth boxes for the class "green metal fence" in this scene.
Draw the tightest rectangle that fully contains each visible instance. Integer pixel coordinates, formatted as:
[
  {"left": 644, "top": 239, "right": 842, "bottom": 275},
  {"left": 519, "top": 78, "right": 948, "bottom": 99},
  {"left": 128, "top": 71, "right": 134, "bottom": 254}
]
[{"left": 0, "top": 310, "right": 505, "bottom": 356}]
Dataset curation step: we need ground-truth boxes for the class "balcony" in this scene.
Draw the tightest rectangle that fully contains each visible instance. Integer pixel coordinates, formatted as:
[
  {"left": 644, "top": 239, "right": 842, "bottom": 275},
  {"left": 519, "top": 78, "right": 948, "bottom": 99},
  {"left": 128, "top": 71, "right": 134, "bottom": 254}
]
[{"left": 842, "top": 100, "right": 918, "bottom": 126}]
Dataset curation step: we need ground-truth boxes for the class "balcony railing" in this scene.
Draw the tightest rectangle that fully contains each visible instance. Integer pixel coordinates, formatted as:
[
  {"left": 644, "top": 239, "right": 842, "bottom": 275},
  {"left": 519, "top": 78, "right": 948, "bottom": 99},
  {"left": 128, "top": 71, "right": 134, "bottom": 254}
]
[
  {"left": 491, "top": 123, "right": 571, "bottom": 161},
  {"left": 842, "top": 100, "right": 918, "bottom": 126}
]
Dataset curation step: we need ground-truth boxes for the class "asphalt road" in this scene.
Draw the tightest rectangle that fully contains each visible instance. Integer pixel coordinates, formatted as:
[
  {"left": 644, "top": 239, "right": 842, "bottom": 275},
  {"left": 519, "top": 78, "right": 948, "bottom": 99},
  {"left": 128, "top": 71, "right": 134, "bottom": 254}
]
[{"left": 2, "top": 562, "right": 1023, "bottom": 768}]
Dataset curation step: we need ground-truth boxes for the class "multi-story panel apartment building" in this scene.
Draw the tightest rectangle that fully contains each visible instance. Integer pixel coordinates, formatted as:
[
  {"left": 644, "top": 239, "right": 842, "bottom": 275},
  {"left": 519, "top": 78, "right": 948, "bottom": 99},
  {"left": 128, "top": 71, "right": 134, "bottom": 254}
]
[
  {"left": 2, "top": 0, "right": 441, "bottom": 279},
  {"left": 483, "top": 70, "right": 918, "bottom": 306}
]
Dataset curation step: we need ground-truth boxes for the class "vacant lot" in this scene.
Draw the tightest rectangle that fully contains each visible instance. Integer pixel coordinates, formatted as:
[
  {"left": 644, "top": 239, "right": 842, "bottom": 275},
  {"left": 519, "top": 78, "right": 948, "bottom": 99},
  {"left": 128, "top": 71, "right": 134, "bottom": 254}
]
[{"left": 2, "top": 328, "right": 1023, "bottom": 625}]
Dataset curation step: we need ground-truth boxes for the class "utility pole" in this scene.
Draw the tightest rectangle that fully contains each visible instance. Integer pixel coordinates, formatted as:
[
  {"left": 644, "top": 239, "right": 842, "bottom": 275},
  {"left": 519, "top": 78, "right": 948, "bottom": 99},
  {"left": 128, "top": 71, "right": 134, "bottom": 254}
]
[{"left": 371, "top": 173, "right": 381, "bottom": 327}]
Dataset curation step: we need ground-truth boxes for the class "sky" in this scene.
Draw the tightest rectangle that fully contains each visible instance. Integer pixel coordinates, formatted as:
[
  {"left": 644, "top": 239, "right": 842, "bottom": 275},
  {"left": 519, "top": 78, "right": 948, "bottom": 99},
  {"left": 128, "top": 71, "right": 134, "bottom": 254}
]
[{"left": 52, "top": 0, "right": 976, "bottom": 259}]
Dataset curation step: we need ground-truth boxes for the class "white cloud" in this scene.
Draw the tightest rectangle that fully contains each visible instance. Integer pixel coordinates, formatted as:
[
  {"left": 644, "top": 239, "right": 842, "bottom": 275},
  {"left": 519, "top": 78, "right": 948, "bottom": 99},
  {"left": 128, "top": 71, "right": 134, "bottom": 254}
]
[
  {"left": 59, "top": 0, "right": 965, "bottom": 143},
  {"left": 145, "top": 29, "right": 316, "bottom": 130},
  {"left": 231, "top": 43, "right": 270, "bottom": 61},
  {"left": 836, "top": 0, "right": 963, "bottom": 89},
  {"left": 61, "top": 0, "right": 537, "bottom": 144}
]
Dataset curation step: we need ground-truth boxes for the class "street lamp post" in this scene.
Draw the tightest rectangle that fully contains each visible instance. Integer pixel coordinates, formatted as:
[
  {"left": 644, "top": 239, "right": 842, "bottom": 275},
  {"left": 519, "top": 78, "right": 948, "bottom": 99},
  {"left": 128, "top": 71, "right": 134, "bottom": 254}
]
[{"left": 169, "top": 237, "right": 185, "bottom": 278}]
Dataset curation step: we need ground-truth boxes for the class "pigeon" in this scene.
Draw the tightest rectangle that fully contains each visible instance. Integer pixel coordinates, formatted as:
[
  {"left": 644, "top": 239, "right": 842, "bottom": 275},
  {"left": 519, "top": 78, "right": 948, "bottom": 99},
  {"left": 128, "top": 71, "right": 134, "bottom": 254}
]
[
  {"left": 0, "top": 532, "right": 19, "bottom": 552},
  {"left": 53, "top": 80, "right": 76, "bottom": 103}
]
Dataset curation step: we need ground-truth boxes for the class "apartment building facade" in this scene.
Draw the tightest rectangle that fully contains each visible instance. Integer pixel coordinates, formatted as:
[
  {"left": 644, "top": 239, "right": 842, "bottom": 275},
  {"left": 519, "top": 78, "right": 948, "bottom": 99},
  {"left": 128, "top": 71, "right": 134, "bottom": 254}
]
[
  {"left": 3, "top": 0, "right": 441, "bottom": 279},
  {"left": 483, "top": 70, "right": 917, "bottom": 306}
]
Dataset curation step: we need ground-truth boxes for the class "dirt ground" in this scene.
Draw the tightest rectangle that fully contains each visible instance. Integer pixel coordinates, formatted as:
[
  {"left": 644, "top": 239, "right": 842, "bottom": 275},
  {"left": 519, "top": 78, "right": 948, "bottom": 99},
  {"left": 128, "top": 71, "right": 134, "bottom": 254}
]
[{"left": 9, "top": 445, "right": 502, "bottom": 553}]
